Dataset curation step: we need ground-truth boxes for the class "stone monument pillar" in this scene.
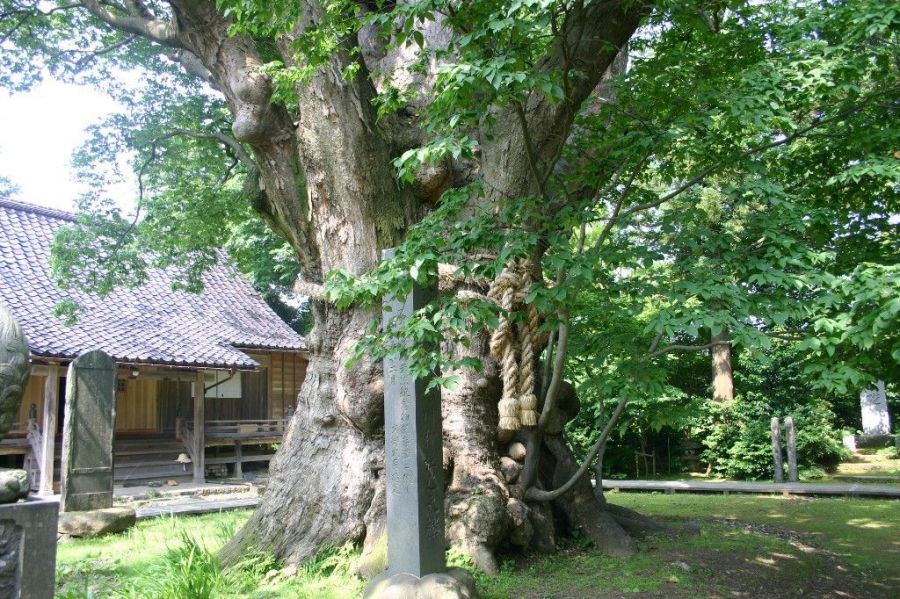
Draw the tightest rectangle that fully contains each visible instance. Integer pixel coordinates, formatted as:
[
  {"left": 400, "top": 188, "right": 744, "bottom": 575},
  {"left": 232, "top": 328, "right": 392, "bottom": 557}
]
[
  {"left": 382, "top": 268, "right": 444, "bottom": 578},
  {"left": 364, "top": 250, "right": 476, "bottom": 599},
  {"left": 860, "top": 381, "right": 891, "bottom": 435},
  {"left": 61, "top": 349, "right": 117, "bottom": 512}
]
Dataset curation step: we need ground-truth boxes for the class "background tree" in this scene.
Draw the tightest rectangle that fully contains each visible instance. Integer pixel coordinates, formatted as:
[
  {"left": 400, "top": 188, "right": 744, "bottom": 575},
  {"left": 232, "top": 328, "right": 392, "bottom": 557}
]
[
  {"left": 0, "top": 175, "right": 18, "bottom": 200},
  {"left": 2, "top": 0, "right": 896, "bottom": 575}
]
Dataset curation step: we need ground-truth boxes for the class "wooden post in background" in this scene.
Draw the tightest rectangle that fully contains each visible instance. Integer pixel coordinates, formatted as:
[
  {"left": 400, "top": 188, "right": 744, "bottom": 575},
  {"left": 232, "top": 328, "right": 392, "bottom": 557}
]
[
  {"left": 770, "top": 417, "right": 784, "bottom": 483},
  {"left": 193, "top": 370, "right": 206, "bottom": 484},
  {"left": 39, "top": 364, "right": 59, "bottom": 496},
  {"left": 233, "top": 441, "right": 243, "bottom": 480},
  {"left": 785, "top": 416, "right": 799, "bottom": 483}
]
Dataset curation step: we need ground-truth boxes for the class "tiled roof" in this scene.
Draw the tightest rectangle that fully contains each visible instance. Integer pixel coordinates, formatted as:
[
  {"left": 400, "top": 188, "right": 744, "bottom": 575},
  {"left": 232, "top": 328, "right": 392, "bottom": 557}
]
[{"left": 0, "top": 198, "right": 306, "bottom": 369}]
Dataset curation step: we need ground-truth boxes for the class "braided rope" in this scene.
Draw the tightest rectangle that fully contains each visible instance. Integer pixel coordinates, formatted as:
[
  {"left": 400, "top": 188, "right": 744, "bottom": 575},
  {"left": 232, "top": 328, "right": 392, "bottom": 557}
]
[
  {"left": 518, "top": 301, "right": 539, "bottom": 427},
  {"left": 493, "top": 278, "right": 520, "bottom": 431},
  {"left": 487, "top": 260, "right": 541, "bottom": 432}
]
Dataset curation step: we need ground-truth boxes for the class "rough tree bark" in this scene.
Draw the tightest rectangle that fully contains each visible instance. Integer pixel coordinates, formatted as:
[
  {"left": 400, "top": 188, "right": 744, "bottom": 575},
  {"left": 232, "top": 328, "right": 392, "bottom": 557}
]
[
  {"left": 78, "top": 0, "right": 658, "bottom": 574},
  {"left": 711, "top": 330, "right": 734, "bottom": 402}
]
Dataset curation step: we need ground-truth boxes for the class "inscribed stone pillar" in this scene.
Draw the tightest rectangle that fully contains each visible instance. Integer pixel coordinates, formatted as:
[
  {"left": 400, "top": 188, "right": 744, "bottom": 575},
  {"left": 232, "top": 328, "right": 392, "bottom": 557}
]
[
  {"left": 61, "top": 350, "right": 117, "bottom": 512},
  {"left": 770, "top": 417, "right": 784, "bottom": 484},
  {"left": 860, "top": 381, "right": 891, "bottom": 435},
  {"left": 382, "top": 249, "right": 446, "bottom": 578}
]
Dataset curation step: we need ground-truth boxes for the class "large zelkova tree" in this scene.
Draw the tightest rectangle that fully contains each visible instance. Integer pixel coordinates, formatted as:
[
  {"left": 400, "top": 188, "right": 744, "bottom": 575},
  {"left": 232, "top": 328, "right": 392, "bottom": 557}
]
[{"left": 2, "top": 0, "right": 897, "bottom": 573}]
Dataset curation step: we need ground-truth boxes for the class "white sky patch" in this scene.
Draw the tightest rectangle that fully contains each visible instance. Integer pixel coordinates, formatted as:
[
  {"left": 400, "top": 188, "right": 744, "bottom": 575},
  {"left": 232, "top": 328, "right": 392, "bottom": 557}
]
[{"left": 0, "top": 78, "right": 135, "bottom": 212}]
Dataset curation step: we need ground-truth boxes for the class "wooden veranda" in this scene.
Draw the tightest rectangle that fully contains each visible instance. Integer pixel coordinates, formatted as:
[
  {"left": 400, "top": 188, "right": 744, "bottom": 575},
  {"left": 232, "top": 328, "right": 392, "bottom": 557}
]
[{"left": 2, "top": 352, "right": 305, "bottom": 491}]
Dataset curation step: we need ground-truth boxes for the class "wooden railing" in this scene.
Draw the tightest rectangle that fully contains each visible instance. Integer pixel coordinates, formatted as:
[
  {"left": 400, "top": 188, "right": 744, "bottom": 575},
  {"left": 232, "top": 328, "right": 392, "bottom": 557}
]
[
  {"left": 176, "top": 418, "right": 286, "bottom": 480},
  {"left": 0, "top": 422, "right": 37, "bottom": 454},
  {"left": 0, "top": 421, "right": 28, "bottom": 442},
  {"left": 181, "top": 419, "right": 287, "bottom": 440}
]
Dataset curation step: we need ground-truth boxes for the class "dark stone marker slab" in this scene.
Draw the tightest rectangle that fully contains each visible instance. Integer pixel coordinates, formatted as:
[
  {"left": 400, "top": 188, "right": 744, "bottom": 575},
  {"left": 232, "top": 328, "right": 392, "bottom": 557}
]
[
  {"left": 61, "top": 350, "right": 117, "bottom": 512},
  {"left": 382, "top": 249, "right": 445, "bottom": 578},
  {"left": 0, "top": 496, "right": 59, "bottom": 598}
]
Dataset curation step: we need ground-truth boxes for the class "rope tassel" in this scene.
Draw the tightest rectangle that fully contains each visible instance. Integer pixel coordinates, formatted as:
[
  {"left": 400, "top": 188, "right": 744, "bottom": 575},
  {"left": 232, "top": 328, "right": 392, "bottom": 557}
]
[{"left": 488, "top": 259, "right": 541, "bottom": 432}]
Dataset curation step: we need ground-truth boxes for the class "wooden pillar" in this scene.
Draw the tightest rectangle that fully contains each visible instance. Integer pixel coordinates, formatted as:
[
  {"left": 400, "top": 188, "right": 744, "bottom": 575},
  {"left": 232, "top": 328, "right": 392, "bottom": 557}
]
[
  {"left": 785, "top": 416, "right": 799, "bottom": 483},
  {"left": 234, "top": 441, "right": 243, "bottom": 480},
  {"left": 39, "top": 364, "right": 59, "bottom": 496},
  {"left": 770, "top": 417, "right": 784, "bottom": 483},
  {"left": 193, "top": 370, "right": 206, "bottom": 484}
]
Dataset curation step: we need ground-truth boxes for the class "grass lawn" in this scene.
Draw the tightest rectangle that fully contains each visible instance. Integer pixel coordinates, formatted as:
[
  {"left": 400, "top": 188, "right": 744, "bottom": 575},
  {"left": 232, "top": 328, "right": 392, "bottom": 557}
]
[
  {"left": 610, "top": 492, "right": 900, "bottom": 585},
  {"left": 56, "top": 510, "right": 364, "bottom": 599},
  {"left": 830, "top": 449, "right": 900, "bottom": 480},
  {"left": 56, "top": 494, "right": 900, "bottom": 598}
]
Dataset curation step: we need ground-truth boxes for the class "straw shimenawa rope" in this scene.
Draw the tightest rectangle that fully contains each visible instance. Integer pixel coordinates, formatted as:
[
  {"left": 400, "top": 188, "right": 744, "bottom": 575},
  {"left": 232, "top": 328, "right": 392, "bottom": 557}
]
[{"left": 487, "top": 260, "right": 540, "bottom": 432}]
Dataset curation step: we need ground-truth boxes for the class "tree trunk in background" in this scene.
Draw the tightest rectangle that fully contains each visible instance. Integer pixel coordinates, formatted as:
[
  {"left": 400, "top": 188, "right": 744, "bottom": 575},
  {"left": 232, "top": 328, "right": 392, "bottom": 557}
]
[{"left": 711, "top": 330, "right": 734, "bottom": 402}]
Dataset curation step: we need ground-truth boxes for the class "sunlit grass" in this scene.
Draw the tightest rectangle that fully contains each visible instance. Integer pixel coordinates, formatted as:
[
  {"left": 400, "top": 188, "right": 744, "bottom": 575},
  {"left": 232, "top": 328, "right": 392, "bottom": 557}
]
[
  {"left": 56, "top": 510, "right": 365, "bottom": 599},
  {"left": 56, "top": 495, "right": 900, "bottom": 597},
  {"left": 609, "top": 492, "right": 900, "bottom": 585}
]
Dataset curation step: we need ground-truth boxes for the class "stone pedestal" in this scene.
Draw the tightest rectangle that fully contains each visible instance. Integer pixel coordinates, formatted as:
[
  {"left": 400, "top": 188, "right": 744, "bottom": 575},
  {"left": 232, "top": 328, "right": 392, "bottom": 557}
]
[
  {"left": 364, "top": 567, "right": 478, "bottom": 599},
  {"left": 0, "top": 497, "right": 59, "bottom": 598}
]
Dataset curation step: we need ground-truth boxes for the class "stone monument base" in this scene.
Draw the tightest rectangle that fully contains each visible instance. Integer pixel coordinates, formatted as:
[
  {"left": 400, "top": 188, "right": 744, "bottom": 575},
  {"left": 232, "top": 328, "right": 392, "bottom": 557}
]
[
  {"left": 58, "top": 506, "right": 136, "bottom": 538},
  {"left": 364, "top": 568, "right": 478, "bottom": 599},
  {"left": 0, "top": 496, "right": 59, "bottom": 598},
  {"left": 847, "top": 434, "right": 897, "bottom": 450}
]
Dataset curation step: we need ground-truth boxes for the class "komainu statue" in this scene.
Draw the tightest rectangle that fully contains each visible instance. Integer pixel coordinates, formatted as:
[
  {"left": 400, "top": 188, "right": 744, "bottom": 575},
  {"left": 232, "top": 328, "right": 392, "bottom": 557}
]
[{"left": 0, "top": 306, "right": 30, "bottom": 441}]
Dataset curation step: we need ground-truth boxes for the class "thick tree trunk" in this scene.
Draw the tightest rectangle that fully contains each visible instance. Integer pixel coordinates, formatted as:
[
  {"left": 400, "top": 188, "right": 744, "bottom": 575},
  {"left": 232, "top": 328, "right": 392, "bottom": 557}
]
[
  {"left": 101, "top": 0, "right": 655, "bottom": 575},
  {"left": 711, "top": 330, "right": 734, "bottom": 402},
  {"left": 221, "top": 305, "right": 385, "bottom": 565}
]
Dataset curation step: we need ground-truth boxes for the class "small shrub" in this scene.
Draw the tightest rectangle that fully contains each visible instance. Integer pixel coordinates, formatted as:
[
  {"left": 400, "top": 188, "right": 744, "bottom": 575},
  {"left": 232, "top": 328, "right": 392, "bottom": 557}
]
[
  {"left": 700, "top": 397, "right": 848, "bottom": 480},
  {"left": 799, "top": 466, "right": 826, "bottom": 480},
  {"left": 875, "top": 446, "right": 899, "bottom": 460}
]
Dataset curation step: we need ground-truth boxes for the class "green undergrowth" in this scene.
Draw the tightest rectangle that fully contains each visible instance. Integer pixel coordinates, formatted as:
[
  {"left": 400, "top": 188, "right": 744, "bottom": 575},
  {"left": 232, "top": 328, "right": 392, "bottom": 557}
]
[
  {"left": 55, "top": 510, "right": 364, "bottom": 598},
  {"left": 56, "top": 495, "right": 900, "bottom": 598},
  {"left": 610, "top": 492, "right": 900, "bottom": 585}
]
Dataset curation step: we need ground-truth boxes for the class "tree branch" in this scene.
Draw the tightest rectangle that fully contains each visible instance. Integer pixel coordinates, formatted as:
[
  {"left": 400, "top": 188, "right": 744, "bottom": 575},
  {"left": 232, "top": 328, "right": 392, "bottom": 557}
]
[
  {"left": 166, "top": 129, "right": 257, "bottom": 169},
  {"left": 161, "top": 48, "right": 218, "bottom": 88},
  {"left": 70, "top": 34, "right": 137, "bottom": 69},
  {"left": 82, "top": 0, "right": 181, "bottom": 47},
  {"left": 525, "top": 394, "right": 629, "bottom": 502},
  {"left": 588, "top": 84, "right": 900, "bottom": 241},
  {"left": 646, "top": 340, "right": 730, "bottom": 358}
]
